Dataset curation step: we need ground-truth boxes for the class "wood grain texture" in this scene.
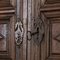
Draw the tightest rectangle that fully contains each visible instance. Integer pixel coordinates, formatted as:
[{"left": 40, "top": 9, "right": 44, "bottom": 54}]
[
  {"left": 45, "top": 0, "right": 60, "bottom": 4},
  {"left": 0, "top": 0, "right": 15, "bottom": 10},
  {"left": 0, "top": 15, "right": 15, "bottom": 60},
  {"left": 40, "top": 0, "right": 60, "bottom": 60},
  {"left": 40, "top": 0, "right": 60, "bottom": 8},
  {"left": 0, "top": 0, "right": 16, "bottom": 60}
]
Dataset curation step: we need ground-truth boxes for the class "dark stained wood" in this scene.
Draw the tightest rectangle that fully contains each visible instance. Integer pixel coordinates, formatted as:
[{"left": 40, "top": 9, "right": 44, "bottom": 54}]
[
  {"left": 0, "top": 15, "right": 15, "bottom": 60},
  {"left": 0, "top": 0, "right": 16, "bottom": 60},
  {"left": 8, "top": 0, "right": 60, "bottom": 60},
  {"left": 40, "top": 0, "right": 60, "bottom": 8},
  {"left": 40, "top": 0, "right": 60, "bottom": 60},
  {"left": 0, "top": 0, "right": 15, "bottom": 10},
  {"left": 45, "top": 0, "right": 60, "bottom": 4},
  {"left": 21, "top": 0, "right": 60, "bottom": 60},
  {"left": 0, "top": 0, "right": 10, "bottom": 7}
]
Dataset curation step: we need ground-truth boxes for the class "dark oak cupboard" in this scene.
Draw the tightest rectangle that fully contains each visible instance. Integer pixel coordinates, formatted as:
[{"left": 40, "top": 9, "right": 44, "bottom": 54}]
[{"left": 1, "top": 0, "right": 60, "bottom": 60}]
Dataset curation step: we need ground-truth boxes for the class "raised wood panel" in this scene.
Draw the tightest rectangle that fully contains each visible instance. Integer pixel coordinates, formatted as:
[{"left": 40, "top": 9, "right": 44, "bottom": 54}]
[
  {"left": 0, "top": 0, "right": 15, "bottom": 10},
  {"left": 47, "top": 18, "right": 60, "bottom": 57},
  {"left": 51, "top": 20, "right": 60, "bottom": 54},
  {"left": 46, "top": 18, "right": 60, "bottom": 60},
  {"left": 0, "top": 23, "right": 8, "bottom": 51},
  {"left": 40, "top": 11, "right": 60, "bottom": 60},
  {"left": 0, "top": 15, "right": 15, "bottom": 60},
  {"left": 0, "top": 0, "right": 16, "bottom": 60},
  {"left": 40, "top": 0, "right": 60, "bottom": 58}
]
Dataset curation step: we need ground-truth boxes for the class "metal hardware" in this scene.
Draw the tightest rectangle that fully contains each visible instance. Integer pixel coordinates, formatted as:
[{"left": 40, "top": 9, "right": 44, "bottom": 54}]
[
  {"left": 28, "top": 17, "right": 44, "bottom": 44},
  {"left": 31, "top": 28, "right": 39, "bottom": 36},
  {"left": 28, "top": 27, "right": 39, "bottom": 40}
]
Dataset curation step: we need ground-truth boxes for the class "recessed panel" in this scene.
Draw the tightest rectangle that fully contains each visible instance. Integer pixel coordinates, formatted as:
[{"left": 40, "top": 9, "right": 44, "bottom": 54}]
[
  {"left": 0, "top": 24, "right": 7, "bottom": 51},
  {"left": 50, "top": 21, "right": 60, "bottom": 55},
  {"left": 0, "top": 20, "right": 10, "bottom": 59}
]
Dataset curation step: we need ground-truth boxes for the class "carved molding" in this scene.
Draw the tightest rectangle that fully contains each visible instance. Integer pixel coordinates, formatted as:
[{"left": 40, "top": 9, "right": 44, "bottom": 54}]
[
  {"left": 40, "top": 0, "right": 60, "bottom": 8},
  {"left": 40, "top": 5, "right": 60, "bottom": 60},
  {"left": 45, "top": 0, "right": 60, "bottom": 4},
  {"left": 54, "top": 34, "right": 60, "bottom": 42},
  {"left": 0, "top": 0, "right": 15, "bottom": 10}
]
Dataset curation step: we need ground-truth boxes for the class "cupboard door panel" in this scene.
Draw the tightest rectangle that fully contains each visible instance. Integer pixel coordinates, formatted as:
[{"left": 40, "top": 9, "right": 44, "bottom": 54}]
[
  {"left": 0, "top": 0, "right": 15, "bottom": 60},
  {"left": 0, "top": 15, "right": 15, "bottom": 60},
  {"left": 0, "top": 24, "right": 8, "bottom": 51},
  {"left": 52, "top": 22, "right": 60, "bottom": 54}
]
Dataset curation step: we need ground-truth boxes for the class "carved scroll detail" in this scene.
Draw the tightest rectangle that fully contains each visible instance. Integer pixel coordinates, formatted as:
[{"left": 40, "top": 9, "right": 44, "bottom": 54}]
[{"left": 15, "top": 18, "right": 24, "bottom": 46}]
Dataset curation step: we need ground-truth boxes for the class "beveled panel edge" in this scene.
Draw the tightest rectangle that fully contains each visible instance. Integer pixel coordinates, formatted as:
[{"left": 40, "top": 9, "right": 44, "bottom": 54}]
[
  {"left": 40, "top": 0, "right": 60, "bottom": 10},
  {"left": 40, "top": 10, "right": 60, "bottom": 60}
]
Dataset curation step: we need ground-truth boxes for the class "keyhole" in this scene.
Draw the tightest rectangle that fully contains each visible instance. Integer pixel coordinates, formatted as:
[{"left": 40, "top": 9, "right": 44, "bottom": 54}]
[{"left": 37, "top": 27, "right": 39, "bottom": 40}]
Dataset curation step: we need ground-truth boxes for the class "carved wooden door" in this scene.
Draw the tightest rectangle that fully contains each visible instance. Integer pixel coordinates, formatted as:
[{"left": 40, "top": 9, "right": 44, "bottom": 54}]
[
  {"left": 27, "top": 0, "right": 60, "bottom": 60},
  {"left": 0, "top": 0, "right": 16, "bottom": 60}
]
